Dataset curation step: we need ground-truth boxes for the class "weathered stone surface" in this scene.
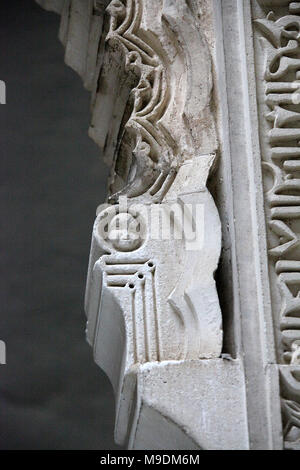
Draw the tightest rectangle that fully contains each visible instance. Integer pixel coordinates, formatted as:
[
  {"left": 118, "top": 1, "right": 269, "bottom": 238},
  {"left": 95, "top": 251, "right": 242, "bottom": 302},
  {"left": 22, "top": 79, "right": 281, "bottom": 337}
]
[
  {"left": 129, "top": 359, "right": 249, "bottom": 450},
  {"left": 37, "top": 0, "right": 300, "bottom": 450},
  {"left": 253, "top": 0, "right": 300, "bottom": 450},
  {"left": 80, "top": 0, "right": 226, "bottom": 447}
]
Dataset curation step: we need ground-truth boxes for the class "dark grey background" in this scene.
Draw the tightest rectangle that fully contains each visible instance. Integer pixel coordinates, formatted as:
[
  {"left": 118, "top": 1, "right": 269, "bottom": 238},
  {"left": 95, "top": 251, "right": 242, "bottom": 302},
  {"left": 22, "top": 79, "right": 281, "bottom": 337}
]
[{"left": 0, "top": 0, "right": 120, "bottom": 449}]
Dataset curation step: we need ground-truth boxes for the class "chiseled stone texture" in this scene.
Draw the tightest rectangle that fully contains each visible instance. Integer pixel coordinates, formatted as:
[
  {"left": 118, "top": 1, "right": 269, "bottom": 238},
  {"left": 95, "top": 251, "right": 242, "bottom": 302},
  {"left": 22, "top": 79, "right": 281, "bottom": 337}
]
[
  {"left": 130, "top": 360, "right": 249, "bottom": 450},
  {"left": 253, "top": 0, "right": 300, "bottom": 450}
]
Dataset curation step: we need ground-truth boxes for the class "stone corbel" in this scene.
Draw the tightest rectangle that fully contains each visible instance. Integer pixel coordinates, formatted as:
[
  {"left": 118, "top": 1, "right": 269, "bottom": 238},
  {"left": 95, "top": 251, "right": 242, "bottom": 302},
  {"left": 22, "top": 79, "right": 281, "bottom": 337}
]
[{"left": 36, "top": 0, "right": 249, "bottom": 449}]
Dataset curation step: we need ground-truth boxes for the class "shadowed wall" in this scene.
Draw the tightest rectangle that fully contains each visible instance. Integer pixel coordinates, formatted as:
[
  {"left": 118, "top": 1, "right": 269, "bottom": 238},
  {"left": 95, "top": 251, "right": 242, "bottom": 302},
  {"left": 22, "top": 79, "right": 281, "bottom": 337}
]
[{"left": 0, "top": 0, "right": 120, "bottom": 450}]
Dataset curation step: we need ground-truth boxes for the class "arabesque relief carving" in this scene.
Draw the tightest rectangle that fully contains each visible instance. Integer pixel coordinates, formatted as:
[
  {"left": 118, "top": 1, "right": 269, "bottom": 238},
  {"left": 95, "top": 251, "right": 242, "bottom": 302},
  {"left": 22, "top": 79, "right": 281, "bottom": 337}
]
[{"left": 256, "top": 0, "right": 300, "bottom": 450}]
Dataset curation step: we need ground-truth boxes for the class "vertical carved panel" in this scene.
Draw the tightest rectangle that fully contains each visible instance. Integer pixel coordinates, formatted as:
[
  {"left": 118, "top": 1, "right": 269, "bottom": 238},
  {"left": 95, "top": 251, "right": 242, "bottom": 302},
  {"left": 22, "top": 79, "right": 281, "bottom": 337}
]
[{"left": 254, "top": 0, "right": 300, "bottom": 449}]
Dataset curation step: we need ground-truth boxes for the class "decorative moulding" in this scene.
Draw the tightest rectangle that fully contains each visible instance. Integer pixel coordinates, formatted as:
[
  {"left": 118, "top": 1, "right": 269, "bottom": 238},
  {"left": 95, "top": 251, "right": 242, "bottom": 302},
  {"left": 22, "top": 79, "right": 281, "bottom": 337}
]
[{"left": 253, "top": 0, "right": 300, "bottom": 450}]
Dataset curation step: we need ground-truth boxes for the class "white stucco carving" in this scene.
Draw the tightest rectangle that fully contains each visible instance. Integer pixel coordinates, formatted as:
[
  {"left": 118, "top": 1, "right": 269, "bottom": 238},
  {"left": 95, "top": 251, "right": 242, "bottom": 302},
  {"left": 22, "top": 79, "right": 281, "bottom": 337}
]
[
  {"left": 38, "top": 0, "right": 300, "bottom": 450},
  {"left": 254, "top": 0, "right": 300, "bottom": 450},
  {"left": 82, "top": 0, "right": 230, "bottom": 448}
]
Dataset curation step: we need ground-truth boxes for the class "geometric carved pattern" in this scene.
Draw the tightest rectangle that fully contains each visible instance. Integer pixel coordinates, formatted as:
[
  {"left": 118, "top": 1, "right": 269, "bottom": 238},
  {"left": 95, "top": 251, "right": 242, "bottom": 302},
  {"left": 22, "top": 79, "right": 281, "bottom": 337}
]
[{"left": 103, "top": 257, "right": 160, "bottom": 362}]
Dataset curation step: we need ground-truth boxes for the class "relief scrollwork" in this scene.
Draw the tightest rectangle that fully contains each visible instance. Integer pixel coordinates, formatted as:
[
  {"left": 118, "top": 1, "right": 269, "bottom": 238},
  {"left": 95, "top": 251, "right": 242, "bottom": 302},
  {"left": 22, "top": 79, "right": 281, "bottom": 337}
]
[
  {"left": 255, "top": 0, "right": 300, "bottom": 449},
  {"left": 105, "top": 0, "right": 175, "bottom": 200}
]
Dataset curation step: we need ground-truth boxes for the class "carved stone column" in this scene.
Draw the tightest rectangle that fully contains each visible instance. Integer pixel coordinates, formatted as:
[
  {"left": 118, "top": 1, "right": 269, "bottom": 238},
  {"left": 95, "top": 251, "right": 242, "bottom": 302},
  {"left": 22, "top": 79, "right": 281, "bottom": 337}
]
[{"left": 37, "top": 0, "right": 300, "bottom": 450}]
